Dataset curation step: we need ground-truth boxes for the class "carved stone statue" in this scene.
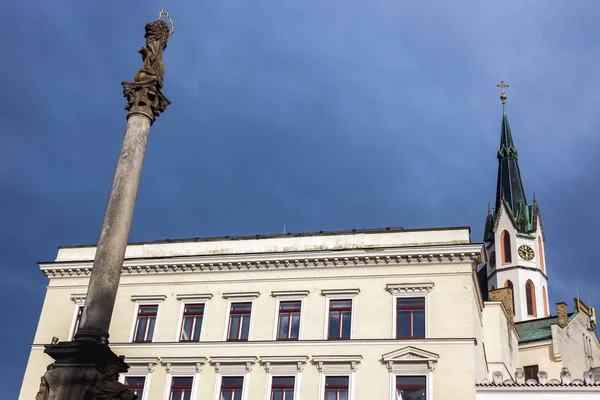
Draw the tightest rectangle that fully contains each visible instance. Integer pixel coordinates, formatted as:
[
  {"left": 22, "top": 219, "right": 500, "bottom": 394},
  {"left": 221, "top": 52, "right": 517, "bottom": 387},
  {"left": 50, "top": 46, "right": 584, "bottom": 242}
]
[
  {"left": 134, "top": 19, "right": 170, "bottom": 88},
  {"left": 35, "top": 364, "right": 54, "bottom": 400},
  {"left": 84, "top": 360, "right": 137, "bottom": 400}
]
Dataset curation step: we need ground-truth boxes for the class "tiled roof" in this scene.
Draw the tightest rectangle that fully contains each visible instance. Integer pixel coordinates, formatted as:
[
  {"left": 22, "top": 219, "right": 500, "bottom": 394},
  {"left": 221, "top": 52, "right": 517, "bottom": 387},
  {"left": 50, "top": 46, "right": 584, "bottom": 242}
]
[
  {"left": 514, "top": 313, "right": 577, "bottom": 343},
  {"left": 478, "top": 368, "right": 600, "bottom": 388}
]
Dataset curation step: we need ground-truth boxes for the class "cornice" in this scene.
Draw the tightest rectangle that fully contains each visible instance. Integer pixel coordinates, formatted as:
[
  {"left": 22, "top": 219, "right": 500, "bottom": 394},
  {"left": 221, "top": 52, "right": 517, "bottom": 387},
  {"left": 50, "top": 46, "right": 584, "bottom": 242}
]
[
  {"left": 386, "top": 283, "right": 434, "bottom": 294},
  {"left": 40, "top": 244, "right": 483, "bottom": 279},
  {"left": 161, "top": 357, "right": 208, "bottom": 373},
  {"left": 176, "top": 293, "right": 213, "bottom": 301},
  {"left": 271, "top": 290, "right": 310, "bottom": 298}
]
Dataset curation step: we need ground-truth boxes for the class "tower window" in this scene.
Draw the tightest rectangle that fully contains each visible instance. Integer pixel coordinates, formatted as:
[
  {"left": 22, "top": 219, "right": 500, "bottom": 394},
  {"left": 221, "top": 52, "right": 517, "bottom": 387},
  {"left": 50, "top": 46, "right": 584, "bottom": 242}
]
[
  {"left": 538, "top": 236, "right": 545, "bottom": 273},
  {"left": 501, "top": 231, "right": 512, "bottom": 264},
  {"left": 525, "top": 280, "right": 537, "bottom": 317}
]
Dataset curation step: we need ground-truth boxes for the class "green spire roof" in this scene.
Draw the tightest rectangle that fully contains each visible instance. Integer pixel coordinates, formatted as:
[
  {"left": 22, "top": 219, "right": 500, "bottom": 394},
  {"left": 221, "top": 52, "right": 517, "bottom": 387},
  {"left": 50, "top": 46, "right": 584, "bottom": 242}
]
[{"left": 495, "top": 102, "right": 528, "bottom": 218}]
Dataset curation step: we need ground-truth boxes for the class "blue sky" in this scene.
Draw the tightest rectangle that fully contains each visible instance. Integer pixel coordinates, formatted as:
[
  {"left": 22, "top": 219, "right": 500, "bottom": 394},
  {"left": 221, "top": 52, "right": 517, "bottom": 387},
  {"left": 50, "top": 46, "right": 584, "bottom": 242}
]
[{"left": 2, "top": 0, "right": 600, "bottom": 396}]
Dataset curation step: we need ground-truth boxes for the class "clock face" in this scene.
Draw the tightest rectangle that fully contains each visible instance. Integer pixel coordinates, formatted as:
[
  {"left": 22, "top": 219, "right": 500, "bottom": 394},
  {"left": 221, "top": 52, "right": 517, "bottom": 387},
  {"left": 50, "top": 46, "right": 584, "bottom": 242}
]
[
  {"left": 518, "top": 245, "right": 535, "bottom": 261},
  {"left": 489, "top": 252, "right": 496, "bottom": 268}
]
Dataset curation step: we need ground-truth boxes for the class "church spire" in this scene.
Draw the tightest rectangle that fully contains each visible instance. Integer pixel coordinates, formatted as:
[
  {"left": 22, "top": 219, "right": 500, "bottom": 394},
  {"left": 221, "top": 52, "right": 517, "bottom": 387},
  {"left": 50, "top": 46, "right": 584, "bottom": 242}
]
[{"left": 494, "top": 81, "right": 527, "bottom": 218}]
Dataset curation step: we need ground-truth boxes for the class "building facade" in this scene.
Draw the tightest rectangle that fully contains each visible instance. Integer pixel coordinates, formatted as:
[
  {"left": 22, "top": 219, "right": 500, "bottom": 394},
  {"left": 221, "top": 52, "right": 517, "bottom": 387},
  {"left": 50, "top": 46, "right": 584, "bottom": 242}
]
[{"left": 22, "top": 227, "right": 490, "bottom": 399}]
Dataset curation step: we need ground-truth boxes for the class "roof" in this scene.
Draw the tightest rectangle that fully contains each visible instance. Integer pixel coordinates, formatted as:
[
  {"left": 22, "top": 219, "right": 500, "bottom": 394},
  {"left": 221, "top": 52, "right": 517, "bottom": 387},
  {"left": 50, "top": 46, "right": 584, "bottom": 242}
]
[
  {"left": 592, "top": 367, "right": 600, "bottom": 383},
  {"left": 515, "top": 313, "right": 578, "bottom": 343},
  {"left": 57, "top": 225, "right": 472, "bottom": 249}
]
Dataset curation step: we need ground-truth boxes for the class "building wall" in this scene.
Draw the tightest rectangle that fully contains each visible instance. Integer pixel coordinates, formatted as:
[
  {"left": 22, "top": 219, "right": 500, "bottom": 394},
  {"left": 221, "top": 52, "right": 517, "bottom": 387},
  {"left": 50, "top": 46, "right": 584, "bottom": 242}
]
[
  {"left": 20, "top": 229, "right": 486, "bottom": 400},
  {"left": 518, "top": 341, "right": 560, "bottom": 378},
  {"left": 481, "top": 302, "right": 519, "bottom": 379},
  {"left": 551, "top": 312, "right": 600, "bottom": 378}
]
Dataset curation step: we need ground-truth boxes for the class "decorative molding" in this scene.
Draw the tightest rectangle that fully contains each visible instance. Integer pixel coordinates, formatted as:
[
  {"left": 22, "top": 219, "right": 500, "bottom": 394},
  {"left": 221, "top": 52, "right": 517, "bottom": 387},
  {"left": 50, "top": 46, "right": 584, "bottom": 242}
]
[
  {"left": 39, "top": 244, "right": 484, "bottom": 279},
  {"left": 124, "top": 357, "right": 161, "bottom": 373},
  {"left": 321, "top": 289, "right": 360, "bottom": 297},
  {"left": 260, "top": 356, "right": 309, "bottom": 372},
  {"left": 382, "top": 346, "right": 439, "bottom": 372},
  {"left": 70, "top": 293, "right": 86, "bottom": 305},
  {"left": 222, "top": 292, "right": 260, "bottom": 299},
  {"left": 161, "top": 357, "right": 208, "bottom": 373},
  {"left": 312, "top": 355, "right": 362, "bottom": 372},
  {"left": 386, "top": 283, "right": 434, "bottom": 295},
  {"left": 210, "top": 356, "right": 259, "bottom": 373},
  {"left": 131, "top": 294, "right": 167, "bottom": 302},
  {"left": 271, "top": 290, "right": 310, "bottom": 298},
  {"left": 176, "top": 293, "right": 213, "bottom": 301}
]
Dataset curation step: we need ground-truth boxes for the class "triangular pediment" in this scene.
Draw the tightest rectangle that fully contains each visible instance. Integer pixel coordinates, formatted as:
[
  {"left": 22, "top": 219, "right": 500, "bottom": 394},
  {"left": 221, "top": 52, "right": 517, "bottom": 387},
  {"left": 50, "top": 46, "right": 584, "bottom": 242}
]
[{"left": 382, "top": 346, "right": 439, "bottom": 363}]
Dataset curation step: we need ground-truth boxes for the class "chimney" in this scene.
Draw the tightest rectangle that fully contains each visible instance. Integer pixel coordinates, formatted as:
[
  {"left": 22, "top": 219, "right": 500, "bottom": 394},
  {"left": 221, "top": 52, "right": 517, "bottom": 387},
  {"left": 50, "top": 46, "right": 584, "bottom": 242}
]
[
  {"left": 490, "top": 287, "right": 514, "bottom": 325},
  {"left": 557, "top": 302, "right": 569, "bottom": 328}
]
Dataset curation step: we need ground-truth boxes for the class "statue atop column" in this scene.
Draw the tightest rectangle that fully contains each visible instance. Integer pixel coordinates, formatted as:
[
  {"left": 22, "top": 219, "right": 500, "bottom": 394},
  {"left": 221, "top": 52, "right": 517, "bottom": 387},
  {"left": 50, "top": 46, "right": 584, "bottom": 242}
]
[{"left": 123, "top": 10, "right": 173, "bottom": 122}]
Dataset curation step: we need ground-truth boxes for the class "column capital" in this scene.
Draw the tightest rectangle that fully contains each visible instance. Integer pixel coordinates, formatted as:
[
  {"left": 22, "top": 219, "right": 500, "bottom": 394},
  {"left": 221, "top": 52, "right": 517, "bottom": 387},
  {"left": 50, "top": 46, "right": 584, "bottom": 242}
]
[{"left": 122, "top": 81, "right": 170, "bottom": 123}]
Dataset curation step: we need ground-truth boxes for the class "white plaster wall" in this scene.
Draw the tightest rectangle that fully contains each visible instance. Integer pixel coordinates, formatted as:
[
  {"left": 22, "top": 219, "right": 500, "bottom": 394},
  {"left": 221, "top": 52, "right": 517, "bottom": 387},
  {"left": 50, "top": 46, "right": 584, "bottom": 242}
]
[
  {"left": 551, "top": 312, "right": 600, "bottom": 378},
  {"left": 482, "top": 303, "right": 519, "bottom": 379}
]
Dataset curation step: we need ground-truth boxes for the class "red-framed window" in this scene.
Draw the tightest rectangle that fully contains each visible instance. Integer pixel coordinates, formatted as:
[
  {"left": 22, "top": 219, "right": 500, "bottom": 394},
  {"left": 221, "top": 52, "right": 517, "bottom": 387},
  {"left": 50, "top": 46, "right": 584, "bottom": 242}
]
[
  {"left": 277, "top": 301, "right": 301, "bottom": 340},
  {"left": 501, "top": 230, "right": 512, "bottom": 264},
  {"left": 220, "top": 376, "right": 244, "bottom": 400},
  {"left": 328, "top": 300, "right": 352, "bottom": 340},
  {"left": 169, "top": 377, "right": 193, "bottom": 400},
  {"left": 133, "top": 305, "right": 158, "bottom": 343},
  {"left": 124, "top": 376, "right": 146, "bottom": 398},
  {"left": 396, "top": 298, "right": 425, "bottom": 339},
  {"left": 324, "top": 376, "right": 348, "bottom": 400},
  {"left": 525, "top": 280, "right": 537, "bottom": 317},
  {"left": 396, "top": 376, "right": 426, "bottom": 399},
  {"left": 179, "top": 303, "right": 204, "bottom": 342},
  {"left": 227, "top": 302, "right": 252, "bottom": 341},
  {"left": 71, "top": 306, "right": 84, "bottom": 339},
  {"left": 271, "top": 376, "right": 295, "bottom": 400}
]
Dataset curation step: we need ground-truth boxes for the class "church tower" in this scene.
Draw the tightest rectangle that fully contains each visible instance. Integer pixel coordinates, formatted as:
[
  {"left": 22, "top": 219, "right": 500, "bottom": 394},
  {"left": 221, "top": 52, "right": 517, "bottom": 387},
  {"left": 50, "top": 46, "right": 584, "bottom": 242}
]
[{"left": 483, "top": 82, "right": 549, "bottom": 322}]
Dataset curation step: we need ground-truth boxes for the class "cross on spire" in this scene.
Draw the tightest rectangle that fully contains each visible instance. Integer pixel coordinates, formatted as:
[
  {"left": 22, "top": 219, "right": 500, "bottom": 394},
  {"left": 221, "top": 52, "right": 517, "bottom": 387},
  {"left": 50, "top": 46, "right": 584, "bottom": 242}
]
[{"left": 497, "top": 80, "right": 509, "bottom": 104}]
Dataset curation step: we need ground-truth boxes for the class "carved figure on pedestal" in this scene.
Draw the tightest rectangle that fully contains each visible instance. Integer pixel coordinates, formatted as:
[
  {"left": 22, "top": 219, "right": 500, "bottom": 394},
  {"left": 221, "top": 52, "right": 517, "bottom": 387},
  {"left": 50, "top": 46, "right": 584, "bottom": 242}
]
[
  {"left": 35, "top": 364, "right": 54, "bottom": 400},
  {"left": 84, "top": 359, "right": 136, "bottom": 400},
  {"left": 134, "top": 20, "right": 170, "bottom": 88}
]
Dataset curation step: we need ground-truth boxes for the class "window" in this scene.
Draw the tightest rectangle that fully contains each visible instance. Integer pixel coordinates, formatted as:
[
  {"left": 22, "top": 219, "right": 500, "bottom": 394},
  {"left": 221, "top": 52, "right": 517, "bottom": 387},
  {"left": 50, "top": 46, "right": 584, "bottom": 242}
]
[
  {"left": 220, "top": 376, "right": 244, "bottom": 400},
  {"left": 124, "top": 376, "right": 146, "bottom": 398},
  {"left": 277, "top": 301, "right": 301, "bottom": 340},
  {"left": 227, "top": 303, "right": 252, "bottom": 341},
  {"left": 504, "top": 280, "right": 515, "bottom": 313},
  {"left": 180, "top": 304, "right": 204, "bottom": 342},
  {"left": 133, "top": 305, "right": 158, "bottom": 343},
  {"left": 396, "top": 376, "right": 426, "bottom": 400},
  {"left": 501, "top": 230, "right": 511, "bottom": 264},
  {"left": 71, "top": 306, "right": 83, "bottom": 339},
  {"left": 524, "top": 365, "right": 539, "bottom": 382},
  {"left": 169, "top": 377, "right": 193, "bottom": 400},
  {"left": 324, "top": 376, "right": 348, "bottom": 400},
  {"left": 271, "top": 376, "right": 295, "bottom": 400},
  {"left": 525, "top": 280, "right": 537, "bottom": 317},
  {"left": 538, "top": 237, "right": 545, "bottom": 273},
  {"left": 396, "top": 298, "right": 425, "bottom": 339},
  {"left": 328, "top": 300, "right": 352, "bottom": 340}
]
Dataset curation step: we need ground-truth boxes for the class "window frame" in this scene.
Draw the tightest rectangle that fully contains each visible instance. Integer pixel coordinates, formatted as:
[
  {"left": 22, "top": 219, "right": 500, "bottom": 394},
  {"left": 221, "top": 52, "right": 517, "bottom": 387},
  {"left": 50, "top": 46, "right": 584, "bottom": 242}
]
[
  {"left": 390, "top": 373, "right": 430, "bottom": 400},
  {"left": 175, "top": 293, "right": 212, "bottom": 342},
  {"left": 525, "top": 280, "right": 537, "bottom": 317},
  {"left": 326, "top": 299, "right": 353, "bottom": 340},
  {"left": 163, "top": 374, "right": 197, "bottom": 400},
  {"left": 392, "top": 294, "right": 428, "bottom": 340},
  {"left": 128, "top": 296, "right": 166, "bottom": 343},
  {"left": 213, "top": 373, "right": 250, "bottom": 400},
  {"left": 274, "top": 299, "right": 303, "bottom": 341},
  {"left": 501, "top": 230, "right": 512, "bottom": 264},
  {"left": 265, "top": 374, "right": 298, "bottom": 400},
  {"left": 132, "top": 304, "right": 160, "bottom": 343},
  {"left": 318, "top": 373, "right": 354, "bottom": 400},
  {"left": 271, "top": 291, "right": 309, "bottom": 341},
  {"left": 69, "top": 304, "right": 84, "bottom": 341},
  {"left": 121, "top": 375, "right": 149, "bottom": 400},
  {"left": 395, "top": 297, "right": 426, "bottom": 339},
  {"left": 177, "top": 303, "right": 206, "bottom": 343},
  {"left": 221, "top": 293, "right": 259, "bottom": 342},
  {"left": 226, "top": 301, "right": 254, "bottom": 342}
]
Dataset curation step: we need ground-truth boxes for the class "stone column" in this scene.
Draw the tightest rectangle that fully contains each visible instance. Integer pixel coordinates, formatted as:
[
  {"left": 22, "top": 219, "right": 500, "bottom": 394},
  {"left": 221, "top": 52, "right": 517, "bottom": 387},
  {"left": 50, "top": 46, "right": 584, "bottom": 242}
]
[{"left": 37, "top": 15, "right": 173, "bottom": 400}]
